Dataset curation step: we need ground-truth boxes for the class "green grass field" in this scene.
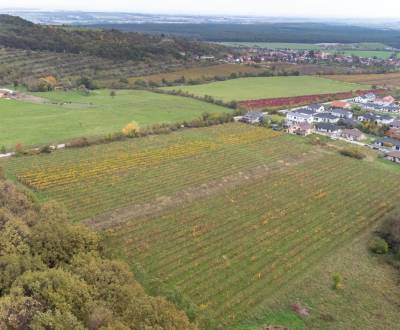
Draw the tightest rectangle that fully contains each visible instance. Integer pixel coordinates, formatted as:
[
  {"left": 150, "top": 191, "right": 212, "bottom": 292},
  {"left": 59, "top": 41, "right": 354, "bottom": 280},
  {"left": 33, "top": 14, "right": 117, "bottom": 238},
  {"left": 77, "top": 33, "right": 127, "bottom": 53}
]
[
  {"left": 329, "top": 50, "right": 394, "bottom": 59},
  {"left": 2, "top": 123, "right": 400, "bottom": 328},
  {"left": 163, "top": 76, "right": 370, "bottom": 102},
  {"left": 0, "top": 89, "right": 228, "bottom": 149},
  {"left": 218, "top": 42, "right": 322, "bottom": 50}
]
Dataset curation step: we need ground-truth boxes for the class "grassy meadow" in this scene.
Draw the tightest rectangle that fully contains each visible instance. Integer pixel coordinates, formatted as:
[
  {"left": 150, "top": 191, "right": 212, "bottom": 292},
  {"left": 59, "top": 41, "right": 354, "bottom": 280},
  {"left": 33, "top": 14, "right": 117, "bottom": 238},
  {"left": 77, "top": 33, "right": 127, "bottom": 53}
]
[
  {"left": 2, "top": 123, "right": 400, "bottom": 328},
  {"left": 163, "top": 76, "right": 371, "bottom": 102},
  {"left": 0, "top": 89, "right": 228, "bottom": 149},
  {"left": 332, "top": 50, "right": 395, "bottom": 59}
]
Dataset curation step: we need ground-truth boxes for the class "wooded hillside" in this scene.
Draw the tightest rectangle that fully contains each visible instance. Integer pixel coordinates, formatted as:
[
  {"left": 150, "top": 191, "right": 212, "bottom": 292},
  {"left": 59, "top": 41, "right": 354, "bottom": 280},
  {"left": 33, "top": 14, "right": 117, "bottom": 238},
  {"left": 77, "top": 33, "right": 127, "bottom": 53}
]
[{"left": 0, "top": 15, "right": 224, "bottom": 61}]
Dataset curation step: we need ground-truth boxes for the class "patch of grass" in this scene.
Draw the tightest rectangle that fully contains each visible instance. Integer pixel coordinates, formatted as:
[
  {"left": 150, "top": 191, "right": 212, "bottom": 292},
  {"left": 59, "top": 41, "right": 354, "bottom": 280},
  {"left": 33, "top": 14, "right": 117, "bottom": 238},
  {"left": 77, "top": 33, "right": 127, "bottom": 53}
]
[
  {"left": 163, "top": 76, "right": 370, "bottom": 102},
  {"left": 0, "top": 89, "right": 229, "bottom": 148}
]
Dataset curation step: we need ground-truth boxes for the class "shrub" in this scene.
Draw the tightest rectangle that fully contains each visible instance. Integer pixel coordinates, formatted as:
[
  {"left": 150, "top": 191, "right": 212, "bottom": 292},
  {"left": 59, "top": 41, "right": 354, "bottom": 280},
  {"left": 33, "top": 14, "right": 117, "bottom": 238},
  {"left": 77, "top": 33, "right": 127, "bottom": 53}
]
[
  {"left": 339, "top": 148, "right": 366, "bottom": 160},
  {"left": 122, "top": 122, "right": 140, "bottom": 138},
  {"left": 67, "top": 138, "right": 90, "bottom": 148},
  {"left": 15, "top": 143, "right": 24, "bottom": 156},
  {"left": 369, "top": 237, "right": 389, "bottom": 254},
  {"left": 39, "top": 145, "right": 52, "bottom": 154},
  {"left": 0, "top": 145, "right": 6, "bottom": 154},
  {"left": 332, "top": 272, "right": 343, "bottom": 290}
]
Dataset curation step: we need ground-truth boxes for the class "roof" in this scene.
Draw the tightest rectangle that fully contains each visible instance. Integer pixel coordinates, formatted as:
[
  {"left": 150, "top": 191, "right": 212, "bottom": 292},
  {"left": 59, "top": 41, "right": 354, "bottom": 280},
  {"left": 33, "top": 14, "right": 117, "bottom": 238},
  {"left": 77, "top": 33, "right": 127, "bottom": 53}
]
[
  {"left": 314, "top": 113, "right": 337, "bottom": 119},
  {"left": 341, "top": 128, "right": 364, "bottom": 138},
  {"left": 315, "top": 123, "right": 340, "bottom": 131},
  {"left": 243, "top": 112, "right": 264, "bottom": 119},
  {"left": 386, "top": 150, "right": 400, "bottom": 158},
  {"left": 360, "top": 113, "right": 392, "bottom": 121},
  {"left": 296, "top": 122, "right": 313, "bottom": 130},
  {"left": 383, "top": 95, "right": 395, "bottom": 102},
  {"left": 331, "top": 101, "right": 350, "bottom": 108},
  {"left": 376, "top": 137, "right": 400, "bottom": 147},
  {"left": 307, "top": 103, "right": 324, "bottom": 110},
  {"left": 292, "top": 108, "right": 315, "bottom": 115},
  {"left": 330, "top": 108, "right": 351, "bottom": 114}
]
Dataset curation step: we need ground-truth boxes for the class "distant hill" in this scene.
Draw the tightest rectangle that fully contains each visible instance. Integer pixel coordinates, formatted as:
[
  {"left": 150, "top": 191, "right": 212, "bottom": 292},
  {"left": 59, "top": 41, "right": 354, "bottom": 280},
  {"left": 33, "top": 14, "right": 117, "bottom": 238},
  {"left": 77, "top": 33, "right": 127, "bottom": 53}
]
[
  {"left": 91, "top": 23, "right": 400, "bottom": 48},
  {"left": 0, "top": 15, "right": 225, "bottom": 61}
]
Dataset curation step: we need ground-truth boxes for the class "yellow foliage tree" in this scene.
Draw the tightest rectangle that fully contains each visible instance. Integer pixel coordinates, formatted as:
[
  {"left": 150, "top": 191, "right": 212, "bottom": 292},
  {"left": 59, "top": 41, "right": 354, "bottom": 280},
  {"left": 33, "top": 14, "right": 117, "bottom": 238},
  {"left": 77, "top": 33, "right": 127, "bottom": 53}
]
[{"left": 122, "top": 122, "right": 140, "bottom": 137}]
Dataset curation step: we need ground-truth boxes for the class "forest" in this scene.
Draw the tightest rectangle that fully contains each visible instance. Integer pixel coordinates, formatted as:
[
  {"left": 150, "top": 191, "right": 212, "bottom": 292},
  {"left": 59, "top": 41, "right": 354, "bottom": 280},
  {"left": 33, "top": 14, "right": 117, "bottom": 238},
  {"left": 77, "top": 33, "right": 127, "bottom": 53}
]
[
  {"left": 0, "top": 15, "right": 224, "bottom": 62},
  {"left": 92, "top": 22, "right": 400, "bottom": 48}
]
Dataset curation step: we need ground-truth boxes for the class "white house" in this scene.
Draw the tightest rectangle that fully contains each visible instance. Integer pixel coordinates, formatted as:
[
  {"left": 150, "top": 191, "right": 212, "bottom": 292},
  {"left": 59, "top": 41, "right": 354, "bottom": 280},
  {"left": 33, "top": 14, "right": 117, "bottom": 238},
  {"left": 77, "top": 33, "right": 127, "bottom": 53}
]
[
  {"left": 313, "top": 113, "right": 340, "bottom": 124},
  {"left": 353, "top": 93, "right": 376, "bottom": 104},
  {"left": 330, "top": 108, "right": 353, "bottom": 119},
  {"left": 286, "top": 108, "right": 315, "bottom": 124}
]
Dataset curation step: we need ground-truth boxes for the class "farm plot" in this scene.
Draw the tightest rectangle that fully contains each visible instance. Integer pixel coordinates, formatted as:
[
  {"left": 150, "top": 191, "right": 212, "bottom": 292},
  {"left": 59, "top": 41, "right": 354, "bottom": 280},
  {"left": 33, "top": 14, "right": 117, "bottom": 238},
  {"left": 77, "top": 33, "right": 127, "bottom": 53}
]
[
  {"left": 326, "top": 72, "right": 400, "bottom": 88},
  {"left": 4, "top": 124, "right": 296, "bottom": 221},
  {"left": 106, "top": 148, "right": 400, "bottom": 328},
  {"left": 162, "top": 76, "right": 371, "bottom": 102},
  {"left": 2, "top": 123, "right": 400, "bottom": 328},
  {"left": 0, "top": 89, "right": 228, "bottom": 148}
]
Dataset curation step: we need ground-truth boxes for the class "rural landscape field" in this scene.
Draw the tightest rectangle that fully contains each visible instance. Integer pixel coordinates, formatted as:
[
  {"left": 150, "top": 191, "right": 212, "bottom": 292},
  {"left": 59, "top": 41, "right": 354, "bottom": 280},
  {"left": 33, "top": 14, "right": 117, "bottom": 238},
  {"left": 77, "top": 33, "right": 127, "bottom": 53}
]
[
  {"left": 0, "top": 90, "right": 228, "bottom": 148},
  {"left": 163, "top": 76, "right": 370, "bottom": 102},
  {"left": 1, "top": 5, "right": 400, "bottom": 330}
]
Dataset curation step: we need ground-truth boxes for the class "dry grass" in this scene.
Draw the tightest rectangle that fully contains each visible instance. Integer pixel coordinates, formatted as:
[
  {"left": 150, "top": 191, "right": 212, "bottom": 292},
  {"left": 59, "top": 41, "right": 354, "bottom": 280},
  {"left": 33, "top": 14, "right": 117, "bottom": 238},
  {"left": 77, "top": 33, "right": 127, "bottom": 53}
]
[{"left": 325, "top": 72, "right": 400, "bottom": 88}]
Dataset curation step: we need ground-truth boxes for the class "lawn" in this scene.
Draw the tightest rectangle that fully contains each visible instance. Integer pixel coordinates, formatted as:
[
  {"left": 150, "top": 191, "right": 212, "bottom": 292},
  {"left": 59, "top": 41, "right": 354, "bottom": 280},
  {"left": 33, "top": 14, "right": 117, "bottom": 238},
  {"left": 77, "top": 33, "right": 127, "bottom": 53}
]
[
  {"left": 328, "top": 50, "right": 394, "bottom": 59},
  {"left": 2, "top": 123, "right": 400, "bottom": 328},
  {"left": 0, "top": 89, "right": 228, "bottom": 149},
  {"left": 163, "top": 76, "right": 370, "bottom": 102}
]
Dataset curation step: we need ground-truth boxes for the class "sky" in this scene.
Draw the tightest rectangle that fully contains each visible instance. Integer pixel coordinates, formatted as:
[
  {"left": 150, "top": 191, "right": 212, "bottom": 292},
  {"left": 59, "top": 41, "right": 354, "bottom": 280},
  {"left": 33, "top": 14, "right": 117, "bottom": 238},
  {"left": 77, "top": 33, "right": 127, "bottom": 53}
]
[{"left": 1, "top": 0, "right": 400, "bottom": 18}]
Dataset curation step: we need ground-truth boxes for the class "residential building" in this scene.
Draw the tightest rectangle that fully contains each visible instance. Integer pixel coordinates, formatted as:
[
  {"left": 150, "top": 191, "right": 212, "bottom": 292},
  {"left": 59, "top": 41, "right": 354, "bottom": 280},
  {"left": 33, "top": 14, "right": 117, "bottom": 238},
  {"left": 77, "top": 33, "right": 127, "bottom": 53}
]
[
  {"left": 307, "top": 103, "right": 325, "bottom": 113},
  {"left": 313, "top": 113, "right": 340, "bottom": 124},
  {"left": 374, "top": 137, "right": 400, "bottom": 151},
  {"left": 358, "top": 113, "right": 394, "bottom": 125},
  {"left": 315, "top": 123, "right": 341, "bottom": 135},
  {"left": 385, "top": 150, "right": 400, "bottom": 163},
  {"left": 330, "top": 108, "right": 353, "bottom": 119},
  {"left": 331, "top": 101, "right": 351, "bottom": 109},
  {"left": 341, "top": 128, "right": 366, "bottom": 141},
  {"left": 241, "top": 112, "right": 265, "bottom": 124},
  {"left": 286, "top": 108, "right": 315, "bottom": 124},
  {"left": 288, "top": 122, "right": 313, "bottom": 136}
]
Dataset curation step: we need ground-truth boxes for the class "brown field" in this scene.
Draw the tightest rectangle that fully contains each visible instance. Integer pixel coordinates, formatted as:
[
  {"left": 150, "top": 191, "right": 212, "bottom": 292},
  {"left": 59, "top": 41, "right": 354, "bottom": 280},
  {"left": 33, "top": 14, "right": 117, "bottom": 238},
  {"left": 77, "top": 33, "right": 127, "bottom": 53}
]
[
  {"left": 129, "top": 63, "right": 267, "bottom": 84},
  {"left": 325, "top": 72, "right": 400, "bottom": 88}
]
